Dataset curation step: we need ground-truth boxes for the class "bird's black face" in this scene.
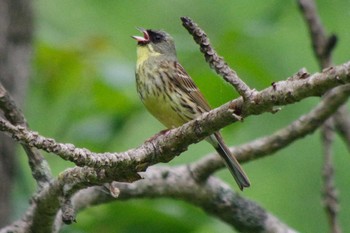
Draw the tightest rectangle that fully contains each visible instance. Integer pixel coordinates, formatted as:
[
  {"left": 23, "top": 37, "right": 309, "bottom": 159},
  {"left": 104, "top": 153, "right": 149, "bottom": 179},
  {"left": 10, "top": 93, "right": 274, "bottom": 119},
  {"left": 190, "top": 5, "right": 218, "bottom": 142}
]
[
  {"left": 132, "top": 29, "right": 167, "bottom": 46},
  {"left": 146, "top": 30, "right": 166, "bottom": 44},
  {"left": 132, "top": 28, "right": 176, "bottom": 56}
]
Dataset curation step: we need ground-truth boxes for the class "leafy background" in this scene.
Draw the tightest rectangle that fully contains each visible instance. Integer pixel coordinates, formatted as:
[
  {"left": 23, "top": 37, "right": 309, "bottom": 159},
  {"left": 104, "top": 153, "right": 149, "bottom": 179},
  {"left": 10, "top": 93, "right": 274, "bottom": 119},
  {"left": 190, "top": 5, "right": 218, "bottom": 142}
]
[{"left": 12, "top": 0, "right": 350, "bottom": 232}]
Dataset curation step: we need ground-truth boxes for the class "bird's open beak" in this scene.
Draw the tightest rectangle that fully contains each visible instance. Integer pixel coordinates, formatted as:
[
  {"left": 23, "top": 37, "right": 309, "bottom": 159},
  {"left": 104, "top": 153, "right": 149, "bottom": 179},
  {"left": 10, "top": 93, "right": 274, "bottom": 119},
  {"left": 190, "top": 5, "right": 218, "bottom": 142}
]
[{"left": 132, "top": 27, "right": 149, "bottom": 43}]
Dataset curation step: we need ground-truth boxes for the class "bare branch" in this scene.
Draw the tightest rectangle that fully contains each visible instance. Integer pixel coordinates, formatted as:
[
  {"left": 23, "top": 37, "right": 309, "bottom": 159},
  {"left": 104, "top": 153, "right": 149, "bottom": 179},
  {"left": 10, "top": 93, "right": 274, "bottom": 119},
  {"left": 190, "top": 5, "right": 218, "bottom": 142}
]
[
  {"left": 0, "top": 82, "right": 52, "bottom": 189},
  {"left": 54, "top": 166, "right": 299, "bottom": 233},
  {"left": 180, "top": 16, "right": 253, "bottom": 100},
  {"left": 0, "top": 60, "right": 348, "bottom": 232},
  {"left": 1, "top": 166, "right": 110, "bottom": 233},
  {"left": 299, "top": 0, "right": 350, "bottom": 149},
  {"left": 191, "top": 84, "right": 350, "bottom": 177},
  {"left": 1, "top": 160, "right": 301, "bottom": 233},
  {"left": 0, "top": 62, "right": 349, "bottom": 180},
  {"left": 0, "top": 12, "right": 349, "bottom": 232},
  {"left": 321, "top": 120, "right": 341, "bottom": 233},
  {"left": 298, "top": 1, "right": 343, "bottom": 232},
  {"left": 298, "top": 0, "right": 337, "bottom": 68},
  {"left": 333, "top": 105, "right": 350, "bottom": 150},
  {"left": 0, "top": 62, "right": 349, "bottom": 232}
]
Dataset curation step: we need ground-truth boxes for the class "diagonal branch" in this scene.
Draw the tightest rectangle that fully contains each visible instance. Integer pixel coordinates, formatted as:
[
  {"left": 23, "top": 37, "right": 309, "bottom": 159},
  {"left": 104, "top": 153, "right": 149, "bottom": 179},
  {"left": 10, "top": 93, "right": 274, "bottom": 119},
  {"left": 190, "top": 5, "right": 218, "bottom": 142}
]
[
  {"left": 181, "top": 16, "right": 253, "bottom": 100},
  {"left": 1, "top": 68, "right": 349, "bottom": 232},
  {"left": 190, "top": 84, "right": 350, "bottom": 179},
  {"left": 0, "top": 62, "right": 349, "bottom": 180},
  {"left": 0, "top": 25, "right": 350, "bottom": 233},
  {"left": 0, "top": 61, "right": 348, "bottom": 232}
]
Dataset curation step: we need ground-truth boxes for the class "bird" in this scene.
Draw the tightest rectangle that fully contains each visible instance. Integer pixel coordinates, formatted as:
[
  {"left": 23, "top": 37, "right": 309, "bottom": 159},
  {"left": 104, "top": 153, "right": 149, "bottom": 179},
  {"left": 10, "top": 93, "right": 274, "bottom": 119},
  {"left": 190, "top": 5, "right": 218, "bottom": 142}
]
[{"left": 132, "top": 28, "right": 250, "bottom": 190}]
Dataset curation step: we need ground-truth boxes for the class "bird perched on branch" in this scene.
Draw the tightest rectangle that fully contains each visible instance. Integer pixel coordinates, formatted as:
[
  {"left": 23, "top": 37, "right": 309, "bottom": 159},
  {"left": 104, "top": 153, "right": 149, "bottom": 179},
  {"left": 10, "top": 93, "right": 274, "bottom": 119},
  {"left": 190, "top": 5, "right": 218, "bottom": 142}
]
[{"left": 132, "top": 28, "right": 250, "bottom": 190}]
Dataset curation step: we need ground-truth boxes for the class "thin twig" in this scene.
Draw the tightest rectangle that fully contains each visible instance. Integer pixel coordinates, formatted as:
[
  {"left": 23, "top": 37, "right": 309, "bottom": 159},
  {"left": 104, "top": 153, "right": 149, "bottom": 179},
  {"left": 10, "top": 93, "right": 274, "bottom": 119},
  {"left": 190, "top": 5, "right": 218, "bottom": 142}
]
[
  {"left": 333, "top": 105, "right": 350, "bottom": 151},
  {"left": 298, "top": 0, "right": 337, "bottom": 68},
  {"left": 180, "top": 16, "right": 253, "bottom": 101},
  {"left": 321, "top": 120, "right": 341, "bottom": 233}
]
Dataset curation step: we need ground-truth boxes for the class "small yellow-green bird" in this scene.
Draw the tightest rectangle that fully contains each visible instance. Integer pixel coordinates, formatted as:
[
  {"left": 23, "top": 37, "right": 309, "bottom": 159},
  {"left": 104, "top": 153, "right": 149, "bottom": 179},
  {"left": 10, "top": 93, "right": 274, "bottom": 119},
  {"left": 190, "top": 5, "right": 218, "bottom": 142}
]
[{"left": 132, "top": 28, "right": 250, "bottom": 190}]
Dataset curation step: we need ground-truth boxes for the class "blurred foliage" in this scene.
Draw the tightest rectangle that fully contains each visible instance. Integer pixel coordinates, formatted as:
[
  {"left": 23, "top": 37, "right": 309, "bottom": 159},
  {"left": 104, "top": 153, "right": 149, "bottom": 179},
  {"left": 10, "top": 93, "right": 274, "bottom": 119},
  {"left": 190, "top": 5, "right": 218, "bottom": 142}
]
[{"left": 11, "top": 0, "right": 350, "bottom": 232}]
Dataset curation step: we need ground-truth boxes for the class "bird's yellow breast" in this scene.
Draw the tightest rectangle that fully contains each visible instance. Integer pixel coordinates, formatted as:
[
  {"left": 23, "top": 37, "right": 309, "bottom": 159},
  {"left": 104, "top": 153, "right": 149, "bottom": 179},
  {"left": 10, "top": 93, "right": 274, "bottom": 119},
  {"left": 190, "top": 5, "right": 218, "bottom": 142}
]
[
  {"left": 136, "top": 45, "right": 161, "bottom": 70},
  {"left": 135, "top": 44, "right": 190, "bottom": 128},
  {"left": 142, "top": 92, "right": 187, "bottom": 128}
]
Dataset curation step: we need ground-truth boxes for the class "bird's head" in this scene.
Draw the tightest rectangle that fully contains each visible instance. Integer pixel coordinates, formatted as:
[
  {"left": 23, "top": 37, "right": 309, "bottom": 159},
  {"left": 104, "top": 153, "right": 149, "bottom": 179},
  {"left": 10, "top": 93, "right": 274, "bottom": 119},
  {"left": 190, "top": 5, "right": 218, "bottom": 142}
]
[{"left": 132, "top": 28, "right": 176, "bottom": 58}]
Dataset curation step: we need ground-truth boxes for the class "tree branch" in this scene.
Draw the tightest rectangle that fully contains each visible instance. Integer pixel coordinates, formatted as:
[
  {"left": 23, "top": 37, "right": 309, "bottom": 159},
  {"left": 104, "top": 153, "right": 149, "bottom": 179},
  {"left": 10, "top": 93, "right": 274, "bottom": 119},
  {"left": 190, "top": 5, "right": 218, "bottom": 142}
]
[
  {"left": 298, "top": 0, "right": 337, "bottom": 68},
  {"left": 321, "top": 119, "right": 341, "bottom": 233},
  {"left": 181, "top": 16, "right": 253, "bottom": 100},
  {"left": 0, "top": 61, "right": 350, "bottom": 232},
  {"left": 299, "top": 0, "right": 350, "bottom": 150},
  {"left": 298, "top": 1, "right": 343, "bottom": 232},
  {"left": 53, "top": 166, "right": 299, "bottom": 233},
  {"left": 0, "top": 13, "right": 350, "bottom": 232},
  {"left": 0, "top": 82, "right": 52, "bottom": 189},
  {"left": 190, "top": 84, "right": 350, "bottom": 178},
  {"left": 0, "top": 61, "right": 349, "bottom": 180},
  {"left": 333, "top": 105, "right": 350, "bottom": 151}
]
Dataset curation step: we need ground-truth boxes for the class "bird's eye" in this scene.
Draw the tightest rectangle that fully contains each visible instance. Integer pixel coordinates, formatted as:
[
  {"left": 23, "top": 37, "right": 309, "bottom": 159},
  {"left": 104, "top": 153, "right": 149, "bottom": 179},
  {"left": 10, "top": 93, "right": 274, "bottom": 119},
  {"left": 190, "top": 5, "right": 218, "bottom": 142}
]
[
  {"left": 147, "top": 30, "right": 165, "bottom": 43},
  {"left": 153, "top": 34, "right": 163, "bottom": 43}
]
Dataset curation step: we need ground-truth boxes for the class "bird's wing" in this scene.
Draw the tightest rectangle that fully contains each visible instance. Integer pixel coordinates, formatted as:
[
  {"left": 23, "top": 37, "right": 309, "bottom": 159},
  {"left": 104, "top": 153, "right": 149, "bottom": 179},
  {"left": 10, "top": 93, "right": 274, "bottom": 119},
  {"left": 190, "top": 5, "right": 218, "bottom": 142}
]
[{"left": 173, "top": 61, "right": 212, "bottom": 112}]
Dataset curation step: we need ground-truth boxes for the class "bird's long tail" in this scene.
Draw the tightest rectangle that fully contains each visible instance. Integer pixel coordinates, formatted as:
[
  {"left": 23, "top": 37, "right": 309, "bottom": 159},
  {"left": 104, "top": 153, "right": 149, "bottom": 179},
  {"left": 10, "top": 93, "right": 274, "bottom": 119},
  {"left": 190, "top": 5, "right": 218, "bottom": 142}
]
[{"left": 207, "top": 133, "right": 250, "bottom": 191}]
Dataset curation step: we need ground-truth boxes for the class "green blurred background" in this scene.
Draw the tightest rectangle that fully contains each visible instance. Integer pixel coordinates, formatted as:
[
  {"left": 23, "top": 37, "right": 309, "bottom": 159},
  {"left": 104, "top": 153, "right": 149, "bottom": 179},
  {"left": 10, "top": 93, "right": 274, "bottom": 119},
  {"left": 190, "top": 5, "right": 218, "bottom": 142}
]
[{"left": 13, "top": 0, "right": 350, "bottom": 232}]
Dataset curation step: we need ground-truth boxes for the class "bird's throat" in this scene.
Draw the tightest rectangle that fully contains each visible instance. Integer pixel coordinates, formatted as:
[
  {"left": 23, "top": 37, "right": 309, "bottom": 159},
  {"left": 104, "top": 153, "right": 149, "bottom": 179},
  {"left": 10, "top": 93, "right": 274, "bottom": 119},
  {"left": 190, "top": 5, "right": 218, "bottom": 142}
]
[{"left": 136, "top": 45, "right": 161, "bottom": 69}]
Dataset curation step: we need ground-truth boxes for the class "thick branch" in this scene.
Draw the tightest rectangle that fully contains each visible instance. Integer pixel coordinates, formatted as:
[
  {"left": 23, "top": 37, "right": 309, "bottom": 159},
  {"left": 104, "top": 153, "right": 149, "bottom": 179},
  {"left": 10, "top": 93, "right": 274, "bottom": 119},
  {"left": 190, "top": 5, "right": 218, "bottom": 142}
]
[
  {"left": 54, "top": 166, "right": 299, "bottom": 233},
  {"left": 0, "top": 30, "right": 349, "bottom": 233},
  {"left": 0, "top": 165, "right": 111, "bottom": 233},
  {"left": 190, "top": 84, "right": 350, "bottom": 178},
  {"left": 0, "top": 64, "right": 349, "bottom": 232},
  {"left": 0, "top": 61, "right": 350, "bottom": 180}
]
